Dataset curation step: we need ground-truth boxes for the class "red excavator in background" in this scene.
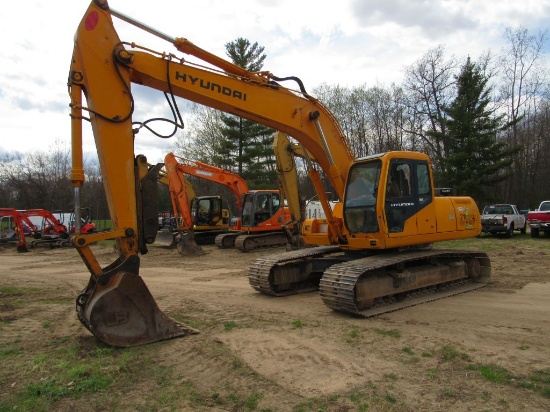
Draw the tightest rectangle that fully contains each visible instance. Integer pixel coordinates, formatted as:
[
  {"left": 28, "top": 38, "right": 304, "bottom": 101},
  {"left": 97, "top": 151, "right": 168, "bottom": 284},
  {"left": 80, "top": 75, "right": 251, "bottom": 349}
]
[
  {"left": 1, "top": 208, "right": 71, "bottom": 250},
  {"left": 53, "top": 208, "right": 97, "bottom": 235},
  {"left": 23, "top": 209, "right": 69, "bottom": 246},
  {"left": 0, "top": 208, "right": 39, "bottom": 252}
]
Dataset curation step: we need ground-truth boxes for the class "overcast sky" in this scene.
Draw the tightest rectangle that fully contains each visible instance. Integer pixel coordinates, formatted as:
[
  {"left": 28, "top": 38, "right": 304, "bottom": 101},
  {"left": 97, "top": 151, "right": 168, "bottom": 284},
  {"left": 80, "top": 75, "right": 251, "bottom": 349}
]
[{"left": 1, "top": 0, "right": 548, "bottom": 164}]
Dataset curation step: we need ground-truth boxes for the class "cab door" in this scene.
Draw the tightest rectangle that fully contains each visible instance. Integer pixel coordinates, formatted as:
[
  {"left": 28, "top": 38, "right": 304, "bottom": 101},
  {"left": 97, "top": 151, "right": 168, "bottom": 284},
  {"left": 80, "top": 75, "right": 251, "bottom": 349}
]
[
  {"left": 414, "top": 161, "right": 436, "bottom": 235},
  {"left": 385, "top": 161, "right": 417, "bottom": 237}
]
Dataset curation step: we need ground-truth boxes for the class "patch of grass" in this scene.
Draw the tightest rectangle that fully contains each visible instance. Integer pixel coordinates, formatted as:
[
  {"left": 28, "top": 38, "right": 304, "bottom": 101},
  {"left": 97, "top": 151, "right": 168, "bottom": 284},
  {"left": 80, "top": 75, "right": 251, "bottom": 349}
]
[
  {"left": 462, "top": 365, "right": 550, "bottom": 400},
  {"left": 345, "top": 328, "right": 359, "bottom": 342},
  {"left": 0, "top": 286, "right": 39, "bottom": 295},
  {"left": 349, "top": 390, "right": 366, "bottom": 403},
  {"left": 402, "top": 346, "right": 414, "bottom": 355},
  {"left": 476, "top": 364, "right": 512, "bottom": 384},
  {"left": 440, "top": 344, "right": 470, "bottom": 362},
  {"left": 530, "top": 369, "right": 550, "bottom": 385},
  {"left": 427, "top": 369, "right": 439, "bottom": 379},
  {"left": 402, "top": 356, "right": 420, "bottom": 365},
  {"left": 1, "top": 343, "right": 139, "bottom": 410},
  {"left": 443, "top": 386, "right": 455, "bottom": 397},
  {"left": 519, "top": 345, "right": 530, "bottom": 350},
  {"left": 373, "top": 328, "right": 401, "bottom": 338},
  {"left": 224, "top": 321, "right": 238, "bottom": 331},
  {"left": 436, "top": 236, "right": 550, "bottom": 252},
  {"left": 385, "top": 392, "right": 397, "bottom": 404},
  {"left": 0, "top": 342, "right": 23, "bottom": 360},
  {"left": 349, "top": 390, "right": 369, "bottom": 411},
  {"left": 229, "top": 391, "right": 263, "bottom": 411},
  {"left": 291, "top": 319, "right": 303, "bottom": 329},
  {"left": 384, "top": 373, "right": 398, "bottom": 380}
]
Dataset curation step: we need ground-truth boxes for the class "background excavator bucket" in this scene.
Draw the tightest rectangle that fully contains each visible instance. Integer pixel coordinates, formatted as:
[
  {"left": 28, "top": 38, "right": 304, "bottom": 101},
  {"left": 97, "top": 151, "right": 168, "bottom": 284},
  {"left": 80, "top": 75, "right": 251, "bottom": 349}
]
[
  {"left": 176, "top": 233, "right": 206, "bottom": 256},
  {"left": 154, "top": 231, "right": 177, "bottom": 248},
  {"left": 17, "top": 243, "right": 29, "bottom": 253},
  {"left": 76, "top": 256, "right": 198, "bottom": 347}
]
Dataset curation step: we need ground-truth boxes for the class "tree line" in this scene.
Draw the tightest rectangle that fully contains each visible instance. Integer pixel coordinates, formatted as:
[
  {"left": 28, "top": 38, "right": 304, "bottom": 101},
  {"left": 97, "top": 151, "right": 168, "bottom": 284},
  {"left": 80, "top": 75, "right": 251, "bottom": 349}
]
[
  {"left": 1, "top": 27, "right": 548, "bottom": 219},
  {"left": 176, "top": 27, "right": 550, "bottom": 209}
]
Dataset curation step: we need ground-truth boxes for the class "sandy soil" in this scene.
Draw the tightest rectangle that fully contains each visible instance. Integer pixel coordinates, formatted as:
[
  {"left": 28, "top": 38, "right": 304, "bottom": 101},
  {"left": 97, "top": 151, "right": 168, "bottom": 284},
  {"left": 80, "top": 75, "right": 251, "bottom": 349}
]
[{"left": 1, "top": 239, "right": 549, "bottom": 411}]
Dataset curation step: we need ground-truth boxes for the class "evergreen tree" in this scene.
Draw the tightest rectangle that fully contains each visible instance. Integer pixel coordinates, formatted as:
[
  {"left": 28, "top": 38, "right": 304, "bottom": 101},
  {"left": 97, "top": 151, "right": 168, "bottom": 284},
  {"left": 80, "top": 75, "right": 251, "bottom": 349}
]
[
  {"left": 436, "top": 57, "right": 520, "bottom": 203},
  {"left": 221, "top": 38, "right": 276, "bottom": 187}
]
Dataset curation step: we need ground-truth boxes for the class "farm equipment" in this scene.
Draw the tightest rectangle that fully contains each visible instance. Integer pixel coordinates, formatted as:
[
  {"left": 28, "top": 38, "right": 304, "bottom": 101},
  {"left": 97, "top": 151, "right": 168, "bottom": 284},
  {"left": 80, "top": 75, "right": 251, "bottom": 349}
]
[{"left": 67, "top": 1, "right": 490, "bottom": 346}]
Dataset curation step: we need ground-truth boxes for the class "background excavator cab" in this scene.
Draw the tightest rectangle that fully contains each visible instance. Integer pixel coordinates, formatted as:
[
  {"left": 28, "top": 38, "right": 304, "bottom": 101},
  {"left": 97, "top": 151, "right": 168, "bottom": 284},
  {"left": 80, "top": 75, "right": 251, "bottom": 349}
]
[
  {"left": 241, "top": 192, "right": 281, "bottom": 227},
  {"left": 190, "top": 196, "right": 228, "bottom": 228}
]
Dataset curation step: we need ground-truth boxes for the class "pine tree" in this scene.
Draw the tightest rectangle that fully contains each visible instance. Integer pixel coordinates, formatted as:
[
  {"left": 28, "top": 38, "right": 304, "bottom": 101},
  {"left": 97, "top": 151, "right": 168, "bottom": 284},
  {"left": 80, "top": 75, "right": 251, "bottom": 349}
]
[
  {"left": 437, "top": 57, "right": 520, "bottom": 203},
  {"left": 220, "top": 38, "right": 276, "bottom": 187}
]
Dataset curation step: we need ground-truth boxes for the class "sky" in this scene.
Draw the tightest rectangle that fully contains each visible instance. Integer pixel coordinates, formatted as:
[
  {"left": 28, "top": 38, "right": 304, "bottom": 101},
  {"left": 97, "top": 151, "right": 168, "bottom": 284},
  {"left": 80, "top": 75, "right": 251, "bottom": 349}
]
[{"left": 1, "top": 0, "right": 549, "bottom": 164}]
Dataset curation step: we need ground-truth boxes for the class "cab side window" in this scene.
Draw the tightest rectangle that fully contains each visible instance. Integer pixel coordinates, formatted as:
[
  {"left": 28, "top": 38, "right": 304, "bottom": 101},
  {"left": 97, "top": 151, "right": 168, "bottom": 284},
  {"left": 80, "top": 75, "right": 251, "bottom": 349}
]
[{"left": 416, "top": 163, "right": 431, "bottom": 205}]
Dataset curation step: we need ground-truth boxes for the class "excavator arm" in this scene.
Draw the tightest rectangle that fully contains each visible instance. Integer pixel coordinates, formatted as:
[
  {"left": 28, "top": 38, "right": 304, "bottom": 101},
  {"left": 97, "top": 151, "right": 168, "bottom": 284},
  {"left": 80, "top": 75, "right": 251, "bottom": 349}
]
[
  {"left": 165, "top": 153, "right": 249, "bottom": 211},
  {"left": 162, "top": 153, "right": 207, "bottom": 255}
]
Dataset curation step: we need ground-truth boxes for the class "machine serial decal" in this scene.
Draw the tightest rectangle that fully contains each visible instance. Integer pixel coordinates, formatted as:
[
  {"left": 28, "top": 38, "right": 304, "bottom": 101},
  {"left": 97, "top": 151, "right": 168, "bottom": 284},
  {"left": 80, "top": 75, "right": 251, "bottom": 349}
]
[{"left": 175, "top": 71, "right": 247, "bottom": 101}]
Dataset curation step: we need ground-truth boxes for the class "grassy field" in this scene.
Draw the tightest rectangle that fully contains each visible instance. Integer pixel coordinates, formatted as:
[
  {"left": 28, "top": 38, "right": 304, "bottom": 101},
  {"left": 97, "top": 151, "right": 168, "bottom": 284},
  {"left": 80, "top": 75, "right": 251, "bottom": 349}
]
[{"left": 1, "top": 233, "right": 549, "bottom": 411}]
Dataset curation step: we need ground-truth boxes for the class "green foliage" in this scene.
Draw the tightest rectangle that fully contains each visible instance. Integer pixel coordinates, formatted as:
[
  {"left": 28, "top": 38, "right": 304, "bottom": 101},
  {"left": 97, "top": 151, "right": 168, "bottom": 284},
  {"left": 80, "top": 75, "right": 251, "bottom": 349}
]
[
  {"left": 373, "top": 328, "right": 401, "bottom": 338},
  {"left": 440, "top": 344, "right": 471, "bottom": 362},
  {"left": 224, "top": 321, "right": 239, "bottom": 331},
  {"left": 431, "top": 57, "right": 521, "bottom": 203},
  {"left": 291, "top": 319, "right": 303, "bottom": 329},
  {"left": 216, "top": 38, "right": 277, "bottom": 187},
  {"left": 476, "top": 363, "right": 512, "bottom": 384},
  {"left": 402, "top": 346, "right": 415, "bottom": 355}
]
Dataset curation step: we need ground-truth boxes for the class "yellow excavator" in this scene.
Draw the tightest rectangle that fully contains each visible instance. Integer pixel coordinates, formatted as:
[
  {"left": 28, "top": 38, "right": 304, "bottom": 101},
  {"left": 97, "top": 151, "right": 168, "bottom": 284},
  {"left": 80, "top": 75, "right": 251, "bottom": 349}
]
[{"left": 68, "top": 0, "right": 490, "bottom": 346}]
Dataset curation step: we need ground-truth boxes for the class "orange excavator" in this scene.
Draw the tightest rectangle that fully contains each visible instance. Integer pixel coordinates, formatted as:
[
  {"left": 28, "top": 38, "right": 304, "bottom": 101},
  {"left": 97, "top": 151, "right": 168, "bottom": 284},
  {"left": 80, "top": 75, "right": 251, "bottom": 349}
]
[
  {"left": 67, "top": 1, "right": 490, "bottom": 346},
  {"left": 158, "top": 152, "right": 230, "bottom": 255},
  {"left": 163, "top": 152, "right": 295, "bottom": 252},
  {"left": 215, "top": 189, "right": 293, "bottom": 252}
]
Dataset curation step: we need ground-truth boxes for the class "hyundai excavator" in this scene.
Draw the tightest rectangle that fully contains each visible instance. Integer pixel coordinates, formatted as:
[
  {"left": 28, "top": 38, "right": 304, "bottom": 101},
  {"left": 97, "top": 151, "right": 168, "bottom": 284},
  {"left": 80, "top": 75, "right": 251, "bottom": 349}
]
[{"left": 68, "top": 0, "right": 491, "bottom": 346}]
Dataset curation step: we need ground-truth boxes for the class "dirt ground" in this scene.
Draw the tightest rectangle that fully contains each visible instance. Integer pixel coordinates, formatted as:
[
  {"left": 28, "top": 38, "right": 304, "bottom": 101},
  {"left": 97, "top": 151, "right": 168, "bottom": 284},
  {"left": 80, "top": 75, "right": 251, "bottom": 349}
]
[{"left": 1, "top": 238, "right": 549, "bottom": 411}]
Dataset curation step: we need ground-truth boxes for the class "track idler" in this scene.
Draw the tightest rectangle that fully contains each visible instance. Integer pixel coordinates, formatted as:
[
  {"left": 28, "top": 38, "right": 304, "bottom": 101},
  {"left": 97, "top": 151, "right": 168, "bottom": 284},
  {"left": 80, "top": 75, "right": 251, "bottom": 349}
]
[{"left": 76, "top": 255, "right": 198, "bottom": 347}]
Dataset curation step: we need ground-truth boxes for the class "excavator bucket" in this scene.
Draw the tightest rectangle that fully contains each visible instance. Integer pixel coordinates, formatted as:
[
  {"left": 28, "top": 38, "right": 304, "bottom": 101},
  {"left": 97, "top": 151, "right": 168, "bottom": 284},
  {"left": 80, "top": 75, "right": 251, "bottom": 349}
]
[
  {"left": 176, "top": 233, "right": 206, "bottom": 256},
  {"left": 76, "top": 255, "right": 198, "bottom": 347},
  {"left": 154, "top": 230, "right": 177, "bottom": 248},
  {"left": 16, "top": 242, "right": 29, "bottom": 253}
]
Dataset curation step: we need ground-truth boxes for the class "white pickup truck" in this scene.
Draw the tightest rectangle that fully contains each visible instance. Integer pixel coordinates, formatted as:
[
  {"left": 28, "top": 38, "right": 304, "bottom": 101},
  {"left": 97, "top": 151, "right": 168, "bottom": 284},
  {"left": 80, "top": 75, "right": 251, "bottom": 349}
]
[{"left": 480, "top": 204, "right": 527, "bottom": 237}]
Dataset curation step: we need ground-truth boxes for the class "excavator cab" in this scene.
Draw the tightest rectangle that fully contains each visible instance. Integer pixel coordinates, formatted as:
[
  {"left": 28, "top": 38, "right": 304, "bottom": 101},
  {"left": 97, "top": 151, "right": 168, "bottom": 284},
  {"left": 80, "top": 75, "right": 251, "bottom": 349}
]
[
  {"left": 191, "top": 196, "right": 227, "bottom": 228},
  {"left": 241, "top": 192, "right": 282, "bottom": 227}
]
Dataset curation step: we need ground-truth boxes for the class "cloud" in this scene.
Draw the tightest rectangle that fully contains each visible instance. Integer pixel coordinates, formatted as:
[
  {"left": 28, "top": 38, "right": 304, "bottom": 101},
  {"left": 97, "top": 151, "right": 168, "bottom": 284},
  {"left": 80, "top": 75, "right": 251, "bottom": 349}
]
[
  {"left": 0, "top": 0, "right": 548, "bottom": 160},
  {"left": 352, "top": 0, "right": 476, "bottom": 37}
]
